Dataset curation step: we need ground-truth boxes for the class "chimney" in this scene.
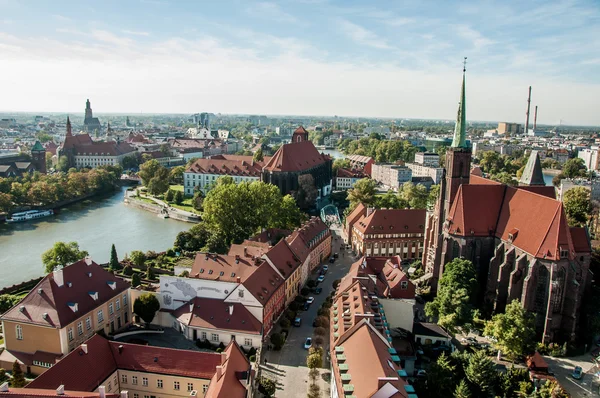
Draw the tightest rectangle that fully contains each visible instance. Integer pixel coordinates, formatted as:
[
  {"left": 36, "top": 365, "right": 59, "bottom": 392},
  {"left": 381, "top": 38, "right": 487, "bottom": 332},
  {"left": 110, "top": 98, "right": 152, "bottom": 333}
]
[
  {"left": 244, "top": 247, "right": 248, "bottom": 256},
  {"left": 229, "top": 304, "right": 234, "bottom": 315},
  {"left": 81, "top": 344, "right": 88, "bottom": 354},
  {"left": 237, "top": 277, "right": 241, "bottom": 283},
  {"left": 366, "top": 207, "right": 374, "bottom": 217},
  {"left": 221, "top": 352, "right": 227, "bottom": 365},
  {"left": 120, "top": 392, "right": 129, "bottom": 398},
  {"left": 53, "top": 269, "right": 64, "bottom": 287},
  {"left": 216, "top": 365, "right": 223, "bottom": 379},
  {"left": 118, "top": 345, "right": 124, "bottom": 354},
  {"left": 534, "top": 105, "right": 538, "bottom": 131},
  {"left": 235, "top": 255, "right": 240, "bottom": 264},
  {"left": 56, "top": 385, "right": 65, "bottom": 396},
  {"left": 525, "top": 86, "right": 532, "bottom": 135},
  {"left": 0, "top": 383, "right": 8, "bottom": 392},
  {"left": 98, "top": 386, "right": 106, "bottom": 398},
  {"left": 84, "top": 256, "right": 93, "bottom": 266}
]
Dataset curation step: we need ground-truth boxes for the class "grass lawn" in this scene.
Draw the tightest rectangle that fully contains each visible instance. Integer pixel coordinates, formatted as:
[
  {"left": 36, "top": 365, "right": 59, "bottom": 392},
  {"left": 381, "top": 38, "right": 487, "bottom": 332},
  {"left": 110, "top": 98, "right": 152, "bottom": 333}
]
[
  {"left": 169, "top": 200, "right": 200, "bottom": 214},
  {"left": 170, "top": 184, "right": 184, "bottom": 192}
]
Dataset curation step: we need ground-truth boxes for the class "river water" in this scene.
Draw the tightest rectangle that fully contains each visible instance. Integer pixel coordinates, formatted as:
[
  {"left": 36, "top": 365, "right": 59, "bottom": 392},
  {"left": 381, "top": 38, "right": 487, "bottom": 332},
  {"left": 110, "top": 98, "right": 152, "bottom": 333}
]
[{"left": 0, "top": 186, "right": 189, "bottom": 288}]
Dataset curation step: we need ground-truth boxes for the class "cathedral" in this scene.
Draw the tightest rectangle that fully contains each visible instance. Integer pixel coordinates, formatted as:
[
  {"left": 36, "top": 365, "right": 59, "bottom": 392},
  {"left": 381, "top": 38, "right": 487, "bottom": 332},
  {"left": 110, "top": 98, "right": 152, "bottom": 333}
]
[
  {"left": 83, "top": 98, "right": 102, "bottom": 133},
  {"left": 422, "top": 67, "right": 591, "bottom": 343}
]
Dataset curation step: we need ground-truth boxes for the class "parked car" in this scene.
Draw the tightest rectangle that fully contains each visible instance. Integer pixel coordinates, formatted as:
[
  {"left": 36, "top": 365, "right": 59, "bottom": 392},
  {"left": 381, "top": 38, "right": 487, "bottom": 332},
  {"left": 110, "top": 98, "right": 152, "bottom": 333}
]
[
  {"left": 314, "top": 287, "right": 323, "bottom": 294},
  {"left": 333, "top": 253, "right": 339, "bottom": 258},
  {"left": 317, "top": 275, "right": 325, "bottom": 283},
  {"left": 433, "top": 345, "right": 451, "bottom": 352},
  {"left": 304, "top": 337, "right": 312, "bottom": 349},
  {"left": 294, "top": 317, "right": 302, "bottom": 327},
  {"left": 306, "top": 297, "right": 315, "bottom": 305},
  {"left": 303, "top": 302, "right": 310, "bottom": 311},
  {"left": 572, "top": 366, "right": 583, "bottom": 380},
  {"left": 322, "top": 265, "right": 329, "bottom": 273},
  {"left": 461, "top": 337, "right": 477, "bottom": 345},
  {"left": 329, "top": 257, "right": 335, "bottom": 263}
]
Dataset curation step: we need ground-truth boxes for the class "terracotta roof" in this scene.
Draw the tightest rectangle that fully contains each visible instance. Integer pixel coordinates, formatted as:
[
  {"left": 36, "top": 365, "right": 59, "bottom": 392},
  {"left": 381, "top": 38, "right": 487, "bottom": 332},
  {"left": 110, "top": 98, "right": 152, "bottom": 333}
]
[
  {"left": 73, "top": 141, "right": 135, "bottom": 157},
  {"left": 248, "top": 228, "right": 291, "bottom": 244},
  {"left": 205, "top": 341, "right": 251, "bottom": 398},
  {"left": 346, "top": 203, "right": 366, "bottom": 229},
  {"left": 336, "top": 168, "right": 366, "bottom": 178},
  {"left": 1, "top": 388, "right": 118, "bottom": 398},
  {"left": 331, "top": 320, "right": 408, "bottom": 398},
  {"left": 189, "top": 253, "right": 261, "bottom": 283},
  {"left": 263, "top": 240, "right": 300, "bottom": 278},
  {"left": 168, "top": 138, "right": 224, "bottom": 149},
  {"left": 27, "top": 335, "right": 224, "bottom": 391},
  {"left": 347, "top": 154, "right": 373, "bottom": 164},
  {"left": 1, "top": 259, "right": 129, "bottom": 328},
  {"left": 62, "top": 134, "right": 93, "bottom": 150},
  {"left": 526, "top": 352, "right": 549, "bottom": 371},
  {"left": 447, "top": 184, "right": 578, "bottom": 260},
  {"left": 570, "top": 227, "right": 591, "bottom": 253},
  {"left": 353, "top": 208, "right": 426, "bottom": 235},
  {"left": 469, "top": 174, "right": 502, "bottom": 185},
  {"left": 344, "top": 256, "right": 415, "bottom": 299},
  {"left": 185, "top": 156, "right": 268, "bottom": 177},
  {"left": 263, "top": 140, "right": 327, "bottom": 172},
  {"left": 227, "top": 240, "right": 271, "bottom": 259},
  {"left": 285, "top": 232, "right": 310, "bottom": 263},
  {"left": 240, "top": 261, "right": 284, "bottom": 306},
  {"left": 172, "top": 297, "right": 262, "bottom": 335}
]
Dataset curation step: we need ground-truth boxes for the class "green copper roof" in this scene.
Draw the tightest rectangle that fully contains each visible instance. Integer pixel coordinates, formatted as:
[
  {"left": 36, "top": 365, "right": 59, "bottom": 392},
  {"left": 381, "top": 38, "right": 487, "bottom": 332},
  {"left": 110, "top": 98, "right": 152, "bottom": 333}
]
[
  {"left": 451, "top": 70, "right": 468, "bottom": 149},
  {"left": 31, "top": 141, "right": 44, "bottom": 152}
]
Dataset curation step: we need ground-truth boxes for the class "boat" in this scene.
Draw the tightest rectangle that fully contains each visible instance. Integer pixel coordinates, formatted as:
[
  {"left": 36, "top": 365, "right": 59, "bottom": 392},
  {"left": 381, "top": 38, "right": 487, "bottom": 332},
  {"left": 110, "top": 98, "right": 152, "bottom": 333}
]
[{"left": 6, "top": 209, "right": 54, "bottom": 223}]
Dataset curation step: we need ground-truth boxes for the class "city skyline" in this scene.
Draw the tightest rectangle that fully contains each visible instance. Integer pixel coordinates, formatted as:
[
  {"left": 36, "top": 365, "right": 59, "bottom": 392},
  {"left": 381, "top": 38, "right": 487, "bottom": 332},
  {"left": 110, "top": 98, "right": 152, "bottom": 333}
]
[{"left": 0, "top": 0, "right": 599, "bottom": 125}]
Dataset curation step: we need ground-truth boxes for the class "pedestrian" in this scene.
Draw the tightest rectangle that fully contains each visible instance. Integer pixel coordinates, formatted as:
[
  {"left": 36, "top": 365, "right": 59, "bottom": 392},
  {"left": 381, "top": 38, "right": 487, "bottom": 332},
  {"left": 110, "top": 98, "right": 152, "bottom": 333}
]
[{"left": 264, "top": 358, "right": 268, "bottom": 365}]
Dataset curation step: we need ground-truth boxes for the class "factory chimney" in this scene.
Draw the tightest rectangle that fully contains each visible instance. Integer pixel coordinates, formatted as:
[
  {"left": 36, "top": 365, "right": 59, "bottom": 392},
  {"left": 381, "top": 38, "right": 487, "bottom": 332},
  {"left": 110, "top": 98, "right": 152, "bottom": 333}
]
[
  {"left": 533, "top": 105, "right": 538, "bottom": 131},
  {"left": 524, "top": 86, "right": 532, "bottom": 135}
]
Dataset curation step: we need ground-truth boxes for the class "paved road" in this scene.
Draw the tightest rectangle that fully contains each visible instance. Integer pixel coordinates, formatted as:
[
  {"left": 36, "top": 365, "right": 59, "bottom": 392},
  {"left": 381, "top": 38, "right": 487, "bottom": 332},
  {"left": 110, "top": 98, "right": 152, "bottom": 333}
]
[
  {"left": 262, "top": 225, "right": 355, "bottom": 398},
  {"left": 544, "top": 354, "right": 599, "bottom": 397}
]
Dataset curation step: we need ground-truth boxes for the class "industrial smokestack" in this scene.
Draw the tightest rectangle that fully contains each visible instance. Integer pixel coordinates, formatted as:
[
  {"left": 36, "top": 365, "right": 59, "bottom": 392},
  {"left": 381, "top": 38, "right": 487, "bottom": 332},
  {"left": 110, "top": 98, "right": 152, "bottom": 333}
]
[
  {"left": 533, "top": 105, "right": 538, "bottom": 131},
  {"left": 525, "top": 86, "right": 532, "bottom": 135}
]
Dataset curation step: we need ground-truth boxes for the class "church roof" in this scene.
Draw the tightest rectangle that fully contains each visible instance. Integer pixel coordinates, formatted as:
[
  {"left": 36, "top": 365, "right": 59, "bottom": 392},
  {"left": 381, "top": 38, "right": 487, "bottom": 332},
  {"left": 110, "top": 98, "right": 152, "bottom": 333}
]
[
  {"left": 451, "top": 69, "right": 468, "bottom": 149},
  {"left": 31, "top": 141, "right": 45, "bottom": 152},
  {"left": 519, "top": 150, "right": 545, "bottom": 186},
  {"left": 263, "top": 140, "right": 327, "bottom": 172}
]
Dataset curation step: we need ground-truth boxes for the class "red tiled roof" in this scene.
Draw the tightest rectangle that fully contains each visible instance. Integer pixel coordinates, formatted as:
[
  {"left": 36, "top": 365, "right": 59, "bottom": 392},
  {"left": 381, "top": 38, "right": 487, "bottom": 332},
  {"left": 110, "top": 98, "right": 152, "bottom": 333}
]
[
  {"left": 517, "top": 185, "right": 556, "bottom": 199},
  {"left": 168, "top": 138, "right": 224, "bottom": 149},
  {"left": 344, "top": 256, "right": 415, "bottom": 299},
  {"left": 189, "top": 253, "right": 261, "bottom": 283},
  {"left": 26, "top": 335, "right": 224, "bottom": 391},
  {"left": 62, "top": 134, "right": 93, "bottom": 150},
  {"left": 1, "top": 388, "right": 118, "bottom": 398},
  {"left": 240, "top": 261, "right": 284, "bottom": 306},
  {"left": 248, "top": 228, "right": 291, "bottom": 244},
  {"left": 185, "top": 156, "right": 269, "bottom": 177},
  {"left": 172, "top": 297, "right": 262, "bottom": 335},
  {"left": 336, "top": 168, "right": 366, "bottom": 178},
  {"left": 353, "top": 208, "right": 426, "bottom": 235},
  {"left": 205, "top": 341, "right": 251, "bottom": 398},
  {"left": 526, "top": 352, "right": 549, "bottom": 371},
  {"left": 469, "top": 174, "right": 502, "bottom": 185},
  {"left": 263, "top": 240, "right": 300, "bottom": 278},
  {"left": 1, "top": 259, "right": 129, "bottom": 328},
  {"left": 345, "top": 203, "right": 366, "bottom": 230},
  {"left": 285, "top": 232, "right": 310, "bottom": 263},
  {"left": 73, "top": 141, "right": 135, "bottom": 157},
  {"left": 570, "top": 227, "right": 591, "bottom": 253},
  {"left": 295, "top": 217, "right": 330, "bottom": 248},
  {"left": 263, "top": 140, "right": 327, "bottom": 172},
  {"left": 227, "top": 240, "right": 271, "bottom": 259}
]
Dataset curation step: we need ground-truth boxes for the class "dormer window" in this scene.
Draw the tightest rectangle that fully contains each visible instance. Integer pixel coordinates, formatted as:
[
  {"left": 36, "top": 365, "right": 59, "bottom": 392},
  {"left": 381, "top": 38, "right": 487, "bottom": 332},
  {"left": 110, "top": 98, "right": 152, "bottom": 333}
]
[
  {"left": 560, "top": 247, "right": 569, "bottom": 259},
  {"left": 107, "top": 281, "right": 116, "bottom": 290}
]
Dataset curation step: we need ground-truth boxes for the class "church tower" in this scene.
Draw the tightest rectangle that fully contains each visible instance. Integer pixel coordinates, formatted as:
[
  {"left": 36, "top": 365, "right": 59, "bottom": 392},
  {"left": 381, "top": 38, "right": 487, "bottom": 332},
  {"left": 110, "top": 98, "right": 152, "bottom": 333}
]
[
  {"left": 443, "top": 60, "right": 472, "bottom": 221},
  {"left": 31, "top": 141, "right": 46, "bottom": 174},
  {"left": 66, "top": 116, "right": 72, "bottom": 137},
  {"left": 519, "top": 150, "right": 545, "bottom": 186},
  {"left": 292, "top": 126, "right": 309, "bottom": 143},
  {"left": 85, "top": 99, "right": 93, "bottom": 120}
]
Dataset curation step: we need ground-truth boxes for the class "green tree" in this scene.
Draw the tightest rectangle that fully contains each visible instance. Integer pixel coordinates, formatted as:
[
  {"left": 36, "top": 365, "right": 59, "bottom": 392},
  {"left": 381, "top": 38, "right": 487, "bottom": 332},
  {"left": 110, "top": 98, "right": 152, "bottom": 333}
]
[
  {"left": 563, "top": 186, "right": 592, "bottom": 227},
  {"left": 260, "top": 377, "right": 276, "bottom": 397},
  {"left": 501, "top": 366, "right": 532, "bottom": 397},
  {"left": 45, "top": 152, "right": 54, "bottom": 170},
  {"left": 253, "top": 147, "right": 264, "bottom": 162},
  {"left": 130, "top": 250, "right": 147, "bottom": 268},
  {"left": 122, "top": 154, "right": 140, "bottom": 170},
  {"left": 133, "top": 293, "right": 160, "bottom": 327},
  {"left": 0, "top": 294, "right": 21, "bottom": 314},
  {"left": 490, "top": 172, "right": 518, "bottom": 186},
  {"left": 174, "top": 190, "right": 183, "bottom": 205},
  {"left": 347, "top": 178, "right": 377, "bottom": 208},
  {"left": 332, "top": 158, "right": 351, "bottom": 175},
  {"left": 170, "top": 166, "right": 185, "bottom": 184},
  {"left": 270, "top": 332, "right": 285, "bottom": 350},
  {"left": 428, "top": 353, "right": 456, "bottom": 397},
  {"left": 42, "top": 241, "right": 89, "bottom": 274},
  {"left": 425, "top": 258, "right": 477, "bottom": 333},
  {"left": 307, "top": 382, "right": 321, "bottom": 398},
  {"left": 562, "top": 158, "right": 586, "bottom": 178},
  {"left": 464, "top": 350, "right": 497, "bottom": 396},
  {"left": 11, "top": 361, "right": 26, "bottom": 387},
  {"left": 147, "top": 167, "right": 170, "bottom": 196},
  {"left": 0, "top": 192, "right": 12, "bottom": 212},
  {"left": 400, "top": 181, "right": 429, "bottom": 209},
  {"left": 536, "top": 380, "right": 568, "bottom": 398},
  {"left": 192, "top": 190, "right": 204, "bottom": 210},
  {"left": 109, "top": 244, "right": 119, "bottom": 271},
  {"left": 484, "top": 300, "right": 536, "bottom": 360},
  {"left": 428, "top": 184, "right": 440, "bottom": 208},
  {"left": 131, "top": 273, "right": 141, "bottom": 287},
  {"left": 57, "top": 156, "right": 69, "bottom": 172},
  {"left": 123, "top": 265, "right": 133, "bottom": 276},
  {"left": 307, "top": 347, "right": 323, "bottom": 369},
  {"left": 374, "top": 190, "right": 406, "bottom": 209},
  {"left": 165, "top": 189, "right": 175, "bottom": 202},
  {"left": 453, "top": 379, "right": 471, "bottom": 398},
  {"left": 0, "top": 368, "right": 6, "bottom": 384},
  {"left": 146, "top": 266, "right": 156, "bottom": 280}
]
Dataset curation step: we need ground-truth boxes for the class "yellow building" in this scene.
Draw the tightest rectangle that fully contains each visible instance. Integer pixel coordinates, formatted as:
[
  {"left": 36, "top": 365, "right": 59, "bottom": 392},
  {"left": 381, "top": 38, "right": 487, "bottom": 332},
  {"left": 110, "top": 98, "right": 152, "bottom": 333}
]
[
  {"left": 0, "top": 258, "right": 130, "bottom": 375},
  {"left": 25, "top": 335, "right": 252, "bottom": 398}
]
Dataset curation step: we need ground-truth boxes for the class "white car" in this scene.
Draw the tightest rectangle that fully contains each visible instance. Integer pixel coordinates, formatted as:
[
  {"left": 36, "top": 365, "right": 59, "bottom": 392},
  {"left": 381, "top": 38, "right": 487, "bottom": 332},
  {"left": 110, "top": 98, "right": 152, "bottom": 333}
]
[
  {"left": 317, "top": 275, "right": 325, "bottom": 283},
  {"left": 306, "top": 297, "right": 315, "bottom": 305},
  {"left": 304, "top": 337, "right": 312, "bottom": 350}
]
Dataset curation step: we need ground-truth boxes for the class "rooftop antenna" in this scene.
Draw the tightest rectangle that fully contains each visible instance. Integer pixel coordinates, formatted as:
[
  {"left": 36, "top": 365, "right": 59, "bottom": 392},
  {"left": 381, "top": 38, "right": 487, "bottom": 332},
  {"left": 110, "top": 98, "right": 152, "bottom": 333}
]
[{"left": 525, "top": 86, "right": 532, "bottom": 136}]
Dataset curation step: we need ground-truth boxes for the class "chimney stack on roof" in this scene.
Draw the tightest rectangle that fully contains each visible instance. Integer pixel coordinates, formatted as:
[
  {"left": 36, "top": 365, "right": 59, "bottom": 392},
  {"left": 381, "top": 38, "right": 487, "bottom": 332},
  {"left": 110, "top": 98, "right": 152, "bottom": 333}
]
[
  {"left": 81, "top": 344, "right": 88, "bottom": 354},
  {"left": 216, "top": 365, "right": 223, "bottom": 379},
  {"left": 189, "top": 302, "right": 194, "bottom": 312},
  {"left": 53, "top": 269, "right": 65, "bottom": 287},
  {"left": 98, "top": 386, "right": 106, "bottom": 398},
  {"left": 85, "top": 256, "right": 93, "bottom": 266},
  {"left": 118, "top": 345, "right": 124, "bottom": 354},
  {"left": 56, "top": 385, "right": 65, "bottom": 396}
]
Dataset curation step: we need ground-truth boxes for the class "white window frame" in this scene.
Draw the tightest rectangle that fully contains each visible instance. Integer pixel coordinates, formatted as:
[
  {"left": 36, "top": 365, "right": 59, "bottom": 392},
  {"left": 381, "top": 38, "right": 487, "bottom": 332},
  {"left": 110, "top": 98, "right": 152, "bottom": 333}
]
[
  {"left": 122, "top": 375, "right": 127, "bottom": 384},
  {"left": 211, "top": 333, "right": 219, "bottom": 342},
  {"left": 109, "top": 303, "right": 114, "bottom": 315},
  {"left": 86, "top": 317, "right": 92, "bottom": 330},
  {"left": 187, "top": 383, "right": 194, "bottom": 392},
  {"left": 132, "top": 376, "right": 138, "bottom": 385},
  {"left": 98, "top": 310, "right": 104, "bottom": 323},
  {"left": 68, "top": 328, "right": 74, "bottom": 341},
  {"left": 77, "top": 321, "right": 83, "bottom": 336},
  {"left": 142, "top": 377, "right": 148, "bottom": 387},
  {"left": 157, "top": 379, "right": 163, "bottom": 388},
  {"left": 173, "top": 381, "right": 180, "bottom": 390},
  {"left": 116, "top": 298, "right": 121, "bottom": 311},
  {"left": 16, "top": 325, "right": 23, "bottom": 340}
]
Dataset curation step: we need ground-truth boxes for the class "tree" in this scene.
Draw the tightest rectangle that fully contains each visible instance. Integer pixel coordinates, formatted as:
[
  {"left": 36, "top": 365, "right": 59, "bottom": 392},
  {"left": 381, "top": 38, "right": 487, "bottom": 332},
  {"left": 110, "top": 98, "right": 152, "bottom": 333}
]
[
  {"left": 307, "top": 347, "right": 323, "bottom": 369},
  {"left": 259, "top": 377, "right": 276, "bottom": 397},
  {"left": 295, "top": 174, "right": 319, "bottom": 209},
  {"left": 146, "top": 266, "right": 156, "bottom": 280},
  {"left": 253, "top": 147, "right": 264, "bottom": 162},
  {"left": 464, "top": 350, "right": 497, "bottom": 396},
  {"left": 130, "top": 250, "right": 147, "bottom": 268},
  {"left": 11, "top": 361, "right": 26, "bottom": 387},
  {"left": 314, "top": 327, "right": 327, "bottom": 336},
  {"left": 374, "top": 190, "right": 406, "bottom": 209},
  {"left": 42, "top": 241, "right": 89, "bottom": 274},
  {"left": 270, "top": 332, "right": 285, "bottom": 350},
  {"left": 490, "top": 172, "right": 518, "bottom": 186},
  {"left": 501, "top": 366, "right": 532, "bottom": 397},
  {"left": 109, "top": 244, "right": 120, "bottom": 271},
  {"left": 332, "top": 158, "right": 351, "bottom": 175},
  {"left": 425, "top": 258, "right": 477, "bottom": 333},
  {"left": 563, "top": 186, "right": 592, "bottom": 227},
  {"left": 347, "top": 178, "right": 377, "bottom": 208},
  {"left": 428, "top": 184, "right": 440, "bottom": 208},
  {"left": 307, "top": 382, "right": 321, "bottom": 398},
  {"left": 139, "top": 159, "right": 161, "bottom": 186},
  {"left": 174, "top": 190, "right": 183, "bottom": 205},
  {"left": 139, "top": 160, "right": 169, "bottom": 195},
  {"left": 165, "top": 189, "right": 175, "bottom": 202},
  {"left": 192, "top": 190, "right": 204, "bottom": 210},
  {"left": 535, "top": 380, "right": 568, "bottom": 398},
  {"left": 131, "top": 273, "right": 141, "bottom": 287},
  {"left": 484, "top": 300, "right": 536, "bottom": 360},
  {"left": 170, "top": 166, "right": 185, "bottom": 184},
  {"left": 400, "top": 181, "right": 428, "bottom": 209},
  {"left": 123, "top": 265, "right": 133, "bottom": 276},
  {"left": 453, "top": 379, "right": 471, "bottom": 398},
  {"left": 133, "top": 293, "right": 160, "bottom": 327},
  {"left": 0, "top": 294, "right": 21, "bottom": 314},
  {"left": 0, "top": 368, "right": 6, "bottom": 384},
  {"left": 428, "top": 353, "right": 456, "bottom": 397},
  {"left": 562, "top": 158, "right": 586, "bottom": 179}
]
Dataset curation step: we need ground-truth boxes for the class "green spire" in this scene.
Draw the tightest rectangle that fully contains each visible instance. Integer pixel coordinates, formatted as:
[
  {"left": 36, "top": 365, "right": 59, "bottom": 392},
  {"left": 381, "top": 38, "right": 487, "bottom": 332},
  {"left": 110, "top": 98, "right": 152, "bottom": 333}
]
[{"left": 451, "top": 59, "right": 468, "bottom": 149}]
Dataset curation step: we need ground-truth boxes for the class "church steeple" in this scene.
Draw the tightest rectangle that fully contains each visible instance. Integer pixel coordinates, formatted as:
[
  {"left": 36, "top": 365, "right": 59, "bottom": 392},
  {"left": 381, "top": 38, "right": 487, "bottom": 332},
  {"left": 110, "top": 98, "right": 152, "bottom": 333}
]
[
  {"left": 66, "top": 116, "right": 72, "bottom": 137},
  {"left": 519, "top": 150, "right": 545, "bottom": 186},
  {"left": 451, "top": 57, "right": 468, "bottom": 149}
]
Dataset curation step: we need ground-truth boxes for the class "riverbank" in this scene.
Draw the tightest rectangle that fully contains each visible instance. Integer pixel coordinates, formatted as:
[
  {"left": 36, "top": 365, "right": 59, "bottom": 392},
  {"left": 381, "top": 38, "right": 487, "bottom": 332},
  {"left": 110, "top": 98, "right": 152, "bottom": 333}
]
[
  {"left": 124, "top": 190, "right": 200, "bottom": 223},
  {"left": 543, "top": 169, "right": 562, "bottom": 176}
]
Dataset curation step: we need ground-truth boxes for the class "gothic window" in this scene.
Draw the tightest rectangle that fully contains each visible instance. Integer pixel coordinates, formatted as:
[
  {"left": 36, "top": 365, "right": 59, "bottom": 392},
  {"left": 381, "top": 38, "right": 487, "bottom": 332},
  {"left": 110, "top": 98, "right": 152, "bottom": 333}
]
[
  {"left": 551, "top": 267, "right": 566, "bottom": 313},
  {"left": 452, "top": 240, "right": 460, "bottom": 258},
  {"left": 533, "top": 266, "right": 549, "bottom": 313}
]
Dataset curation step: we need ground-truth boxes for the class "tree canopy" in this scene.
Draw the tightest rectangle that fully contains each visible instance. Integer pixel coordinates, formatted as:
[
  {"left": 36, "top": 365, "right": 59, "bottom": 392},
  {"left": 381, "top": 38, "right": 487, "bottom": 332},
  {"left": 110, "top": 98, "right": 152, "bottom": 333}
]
[
  {"left": 139, "top": 159, "right": 170, "bottom": 195},
  {"left": 483, "top": 300, "right": 536, "bottom": 360},
  {"left": 347, "top": 178, "right": 377, "bottom": 209},
  {"left": 425, "top": 258, "right": 477, "bottom": 333},
  {"left": 42, "top": 241, "right": 89, "bottom": 274},
  {"left": 133, "top": 293, "right": 160, "bottom": 326},
  {"left": 339, "top": 137, "right": 418, "bottom": 163},
  {"left": 562, "top": 158, "right": 587, "bottom": 179},
  {"left": 563, "top": 186, "right": 592, "bottom": 227}
]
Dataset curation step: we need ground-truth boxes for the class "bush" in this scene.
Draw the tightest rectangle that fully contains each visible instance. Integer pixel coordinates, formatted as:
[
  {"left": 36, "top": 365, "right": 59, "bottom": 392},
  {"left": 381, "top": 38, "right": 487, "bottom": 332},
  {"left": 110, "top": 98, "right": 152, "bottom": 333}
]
[
  {"left": 314, "top": 336, "right": 324, "bottom": 346},
  {"left": 131, "top": 273, "right": 141, "bottom": 288},
  {"left": 195, "top": 339, "right": 215, "bottom": 350},
  {"left": 174, "top": 190, "right": 184, "bottom": 205},
  {"left": 178, "top": 270, "right": 189, "bottom": 277},
  {"left": 317, "top": 316, "right": 329, "bottom": 328},
  {"left": 271, "top": 332, "right": 285, "bottom": 350},
  {"left": 216, "top": 348, "right": 222, "bottom": 353},
  {"left": 285, "top": 310, "right": 296, "bottom": 321},
  {"left": 146, "top": 267, "right": 156, "bottom": 280},
  {"left": 259, "top": 377, "right": 276, "bottom": 397},
  {"left": 249, "top": 355, "right": 256, "bottom": 362},
  {"left": 165, "top": 189, "right": 175, "bottom": 202},
  {"left": 280, "top": 318, "right": 291, "bottom": 329},
  {"left": 332, "top": 279, "right": 341, "bottom": 289},
  {"left": 247, "top": 346, "right": 257, "bottom": 358},
  {"left": 122, "top": 265, "right": 133, "bottom": 276},
  {"left": 166, "top": 248, "right": 175, "bottom": 257},
  {"left": 289, "top": 301, "right": 300, "bottom": 312}
]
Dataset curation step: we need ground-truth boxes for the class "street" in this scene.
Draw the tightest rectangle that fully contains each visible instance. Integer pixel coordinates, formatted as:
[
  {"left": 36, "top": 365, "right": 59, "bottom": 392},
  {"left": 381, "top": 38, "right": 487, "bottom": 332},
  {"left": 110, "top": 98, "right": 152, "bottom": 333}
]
[
  {"left": 544, "top": 355, "right": 598, "bottom": 397},
  {"left": 261, "top": 225, "right": 354, "bottom": 397}
]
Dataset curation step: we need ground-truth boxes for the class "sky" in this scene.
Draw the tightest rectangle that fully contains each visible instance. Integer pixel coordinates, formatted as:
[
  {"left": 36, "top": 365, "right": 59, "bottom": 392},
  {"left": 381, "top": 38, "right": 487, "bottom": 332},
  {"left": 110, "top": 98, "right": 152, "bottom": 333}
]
[{"left": 0, "top": 0, "right": 599, "bottom": 126}]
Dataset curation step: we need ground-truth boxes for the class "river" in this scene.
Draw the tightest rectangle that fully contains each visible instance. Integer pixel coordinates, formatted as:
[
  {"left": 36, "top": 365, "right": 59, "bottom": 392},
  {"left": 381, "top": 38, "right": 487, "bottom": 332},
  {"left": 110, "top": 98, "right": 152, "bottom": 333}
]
[{"left": 0, "top": 186, "right": 190, "bottom": 288}]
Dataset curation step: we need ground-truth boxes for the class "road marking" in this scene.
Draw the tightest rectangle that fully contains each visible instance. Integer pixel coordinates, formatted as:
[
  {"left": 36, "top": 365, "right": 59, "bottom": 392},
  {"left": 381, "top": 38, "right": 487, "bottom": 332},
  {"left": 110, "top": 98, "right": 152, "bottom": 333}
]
[{"left": 564, "top": 376, "right": 592, "bottom": 396}]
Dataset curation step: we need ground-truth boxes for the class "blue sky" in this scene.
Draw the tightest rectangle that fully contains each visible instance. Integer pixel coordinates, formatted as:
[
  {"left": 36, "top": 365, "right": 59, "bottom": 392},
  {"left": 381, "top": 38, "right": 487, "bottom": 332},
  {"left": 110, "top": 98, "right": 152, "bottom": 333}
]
[{"left": 0, "top": 0, "right": 599, "bottom": 125}]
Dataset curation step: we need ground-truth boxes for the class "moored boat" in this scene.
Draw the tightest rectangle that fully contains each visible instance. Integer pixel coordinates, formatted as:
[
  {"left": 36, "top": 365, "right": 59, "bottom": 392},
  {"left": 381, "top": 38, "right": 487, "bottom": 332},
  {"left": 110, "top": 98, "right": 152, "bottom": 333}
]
[{"left": 6, "top": 209, "right": 54, "bottom": 223}]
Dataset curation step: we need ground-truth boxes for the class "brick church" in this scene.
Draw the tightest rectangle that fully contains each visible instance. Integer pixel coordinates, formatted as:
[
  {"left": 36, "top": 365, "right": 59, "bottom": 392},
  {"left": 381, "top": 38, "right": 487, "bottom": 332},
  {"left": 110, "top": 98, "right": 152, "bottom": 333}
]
[{"left": 422, "top": 67, "right": 591, "bottom": 343}]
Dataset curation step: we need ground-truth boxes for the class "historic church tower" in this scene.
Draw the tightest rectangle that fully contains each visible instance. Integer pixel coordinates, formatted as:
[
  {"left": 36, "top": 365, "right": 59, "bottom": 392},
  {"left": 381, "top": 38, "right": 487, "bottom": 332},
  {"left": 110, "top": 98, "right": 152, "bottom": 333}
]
[
  {"left": 423, "top": 60, "right": 471, "bottom": 289},
  {"left": 31, "top": 141, "right": 46, "bottom": 174},
  {"left": 292, "top": 126, "right": 309, "bottom": 143}
]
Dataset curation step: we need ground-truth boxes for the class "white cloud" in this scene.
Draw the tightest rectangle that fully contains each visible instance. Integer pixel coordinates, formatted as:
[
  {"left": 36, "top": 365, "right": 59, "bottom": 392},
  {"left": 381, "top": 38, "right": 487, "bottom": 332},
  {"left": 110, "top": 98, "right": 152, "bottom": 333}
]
[
  {"left": 91, "top": 30, "right": 134, "bottom": 47},
  {"left": 246, "top": 2, "right": 298, "bottom": 23},
  {"left": 337, "top": 19, "right": 392, "bottom": 50},
  {"left": 455, "top": 25, "right": 494, "bottom": 50},
  {"left": 122, "top": 30, "right": 150, "bottom": 36}
]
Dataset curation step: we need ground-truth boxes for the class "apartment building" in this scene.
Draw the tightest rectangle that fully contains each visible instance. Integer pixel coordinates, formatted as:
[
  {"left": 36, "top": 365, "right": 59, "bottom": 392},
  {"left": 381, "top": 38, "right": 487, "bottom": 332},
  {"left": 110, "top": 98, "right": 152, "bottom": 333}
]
[
  {"left": 346, "top": 154, "right": 374, "bottom": 175},
  {"left": 371, "top": 164, "right": 412, "bottom": 190},
  {"left": 578, "top": 147, "right": 599, "bottom": 171},
  {"left": 405, "top": 162, "right": 443, "bottom": 184},
  {"left": 414, "top": 152, "right": 439, "bottom": 167},
  {"left": 335, "top": 168, "right": 366, "bottom": 190},
  {"left": 25, "top": 335, "right": 252, "bottom": 398},
  {"left": 0, "top": 259, "right": 130, "bottom": 375}
]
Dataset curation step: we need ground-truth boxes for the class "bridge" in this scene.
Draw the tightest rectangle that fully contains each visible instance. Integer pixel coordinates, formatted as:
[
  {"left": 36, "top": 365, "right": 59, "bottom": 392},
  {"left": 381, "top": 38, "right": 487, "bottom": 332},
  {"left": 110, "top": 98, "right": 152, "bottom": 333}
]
[{"left": 320, "top": 204, "right": 341, "bottom": 226}]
